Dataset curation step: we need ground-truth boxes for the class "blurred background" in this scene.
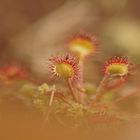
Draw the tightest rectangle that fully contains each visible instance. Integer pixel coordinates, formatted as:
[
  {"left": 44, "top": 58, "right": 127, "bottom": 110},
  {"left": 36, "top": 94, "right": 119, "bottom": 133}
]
[
  {"left": 0, "top": 0, "right": 140, "bottom": 139},
  {"left": 0, "top": 0, "right": 140, "bottom": 83}
]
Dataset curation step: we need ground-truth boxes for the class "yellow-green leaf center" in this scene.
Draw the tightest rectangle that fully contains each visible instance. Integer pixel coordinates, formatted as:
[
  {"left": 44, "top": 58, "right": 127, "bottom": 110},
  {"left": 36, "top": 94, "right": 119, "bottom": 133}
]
[
  {"left": 69, "top": 39, "right": 94, "bottom": 57},
  {"left": 55, "top": 63, "right": 73, "bottom": 79},
  {"left": 107, "top": 64, "right": 128, "bottom": 76}
]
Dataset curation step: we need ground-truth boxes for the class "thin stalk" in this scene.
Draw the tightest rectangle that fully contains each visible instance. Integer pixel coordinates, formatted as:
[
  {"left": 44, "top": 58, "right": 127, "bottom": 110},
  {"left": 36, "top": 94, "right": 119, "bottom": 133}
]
[
  {"left": 106, "top": 76, "right": 126, "bottom": 90},
  {"left": 49, "top": 90, "right": 55, "bottom": 106},
  {"left": 77, "top": 58, "right": 86, "bottom": 104},
  {"left": 66, "top": 78, "right": 77, "bottom": 102},
  {"left": 42, "top": 88, "right": 55, "bottom": 127},
  {"left": 79, "top": 59, "right": 84, "bottom": 87},
  {"left": 93, "top": 74, "right": 109, "bottom": 102}
]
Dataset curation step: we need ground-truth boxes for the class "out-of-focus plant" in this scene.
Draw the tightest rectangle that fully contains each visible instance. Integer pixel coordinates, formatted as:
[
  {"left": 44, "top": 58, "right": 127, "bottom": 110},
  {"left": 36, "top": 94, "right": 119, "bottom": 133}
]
[
  {"left": 0, "top": 63, "right": 41, "bottom": 85},
  {"left": 67, "top": 31, "right": 97, "bottom": 81},
  {"left": 67, "top": 31, "right": 98, "bottom": 102},
  {"left": 0, "top": 64, "right": 29, "bottom": 84},
  {"left": 67, "top": 31, "right": 97, "bottom": 59}
]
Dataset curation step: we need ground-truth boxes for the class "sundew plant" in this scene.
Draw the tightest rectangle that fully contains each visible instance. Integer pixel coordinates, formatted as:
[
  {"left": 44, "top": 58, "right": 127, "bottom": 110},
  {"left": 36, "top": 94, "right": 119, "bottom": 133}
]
[{"left": 0, "top": 31, "right": 138, "bottom": 131}]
